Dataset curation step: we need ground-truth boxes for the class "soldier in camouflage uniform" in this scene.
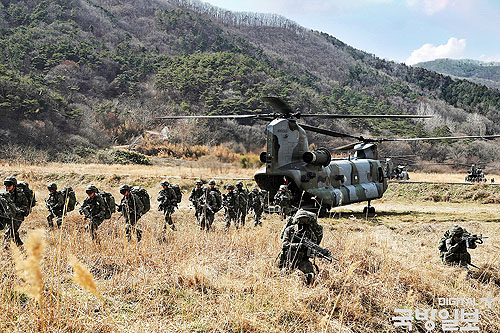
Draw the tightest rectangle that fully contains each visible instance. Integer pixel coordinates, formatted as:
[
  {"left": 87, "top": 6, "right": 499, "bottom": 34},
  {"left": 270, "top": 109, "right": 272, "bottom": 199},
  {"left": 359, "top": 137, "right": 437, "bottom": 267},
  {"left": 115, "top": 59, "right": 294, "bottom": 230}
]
[
  {"left": 4, "top": 176, "right": 29, "bottom": 246},
  {"left": 0, "top": 192, "right": 16, "bottom": 232},
  {"left": 249, "top": 187, "right": 264, "bottom": 226},
  {"left": 274, "top": 185, "right": 292, "bottom": 220},
  {"left": 117, "top": 184, "right": 144, "bottom": 242},
  {"left": 235, "top": 181, "right": 249, "bottom": 227},
  {"left": 223, "top": 184, "right": 239, "bottom": 230},
  {"left": 197, "top": 186, "right": 218, "bottom": 231},
  {"left": 157, "top": 180, "right": 177, "bottom": 231},
  {"left": 79, "top": 184, "right": 107, "bottom": 240},
  {"left": 189, "top": 181, "right": 204, "bottom": 224},
  {"left": 439, "top": 225, "right": 477, "bottom": 267},
  {"left": 278, "top": 209, "right": 323, "bottom": 285},
  {"left": 46, "top": 182, "right": 65, "bottom": 228},
  {"left": 208, "top": 179, "right": 223, "bottom": 213}
]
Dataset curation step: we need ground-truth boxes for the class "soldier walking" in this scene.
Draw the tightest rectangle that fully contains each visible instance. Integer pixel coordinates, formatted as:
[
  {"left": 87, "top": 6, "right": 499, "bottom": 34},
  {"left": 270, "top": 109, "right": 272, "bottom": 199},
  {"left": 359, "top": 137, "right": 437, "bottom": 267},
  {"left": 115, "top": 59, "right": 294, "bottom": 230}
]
[
  {"left": 197, "top": 186, "right": 218, "bottom": 231},
  {"left": 235, "top": 181, "right": 249, "bottom": 227},
  {"left": 249, "top": 187, "right": 264, "bottom": 226},
  {"left": 46, "top": 182, "right": 64, "bottom": 228},
  {"left": 79, "top": 185, "right": 106, "bottom": 240},
  {"left": 189, "top": 181, "right": 204, "bottom": 224},
  {"left": 223, "top": 184, "right": 239, "bottom": 230},
  {"left": 157, "top": 180, "right": 177, "bottom": 231},
  {"left": 3, "top": 176, "right": 29, "bottom": 246},
  {"left": 117, "top": 184, "right": 144, "bottom": 242},
  {"left": 274, "top": 185, "right": 292, "bottom": 220},
  {"left": 208, "top": 179, "right": 223, "bottom": 213}
]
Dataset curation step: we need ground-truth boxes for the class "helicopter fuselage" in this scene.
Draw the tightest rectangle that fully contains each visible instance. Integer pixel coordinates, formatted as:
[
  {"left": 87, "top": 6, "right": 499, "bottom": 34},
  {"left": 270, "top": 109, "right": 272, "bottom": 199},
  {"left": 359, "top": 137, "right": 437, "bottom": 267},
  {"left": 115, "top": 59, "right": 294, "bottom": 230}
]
[{"left": 254, "top": 118, "right": 387, "bottom": 211}]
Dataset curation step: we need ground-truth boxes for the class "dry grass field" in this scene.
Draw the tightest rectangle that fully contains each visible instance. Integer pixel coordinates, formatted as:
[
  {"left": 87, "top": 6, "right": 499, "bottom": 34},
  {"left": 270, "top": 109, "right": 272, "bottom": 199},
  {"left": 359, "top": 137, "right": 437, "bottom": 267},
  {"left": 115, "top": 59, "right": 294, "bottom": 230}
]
[{"left": 0, "top": 163, "right": 499, "bottom": 332}]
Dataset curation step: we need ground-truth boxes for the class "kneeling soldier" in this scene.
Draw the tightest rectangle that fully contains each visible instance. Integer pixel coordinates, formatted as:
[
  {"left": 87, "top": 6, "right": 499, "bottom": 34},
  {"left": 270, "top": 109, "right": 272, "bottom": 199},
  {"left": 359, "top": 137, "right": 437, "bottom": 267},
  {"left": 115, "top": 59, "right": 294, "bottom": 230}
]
[
  {"left": 118, "top": 184, "right": 144, "bottom": 242},
  {"left": 46, "top": 182, "right": 64, "bottom": 228}
]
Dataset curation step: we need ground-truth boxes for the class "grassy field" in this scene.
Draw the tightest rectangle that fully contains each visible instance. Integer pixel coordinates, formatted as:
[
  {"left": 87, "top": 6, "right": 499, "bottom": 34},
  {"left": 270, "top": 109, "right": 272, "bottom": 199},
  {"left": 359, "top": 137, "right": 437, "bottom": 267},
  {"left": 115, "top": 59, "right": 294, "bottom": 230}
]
[{"left": 0, "top": 163, "right": 499, "bottom": 332}]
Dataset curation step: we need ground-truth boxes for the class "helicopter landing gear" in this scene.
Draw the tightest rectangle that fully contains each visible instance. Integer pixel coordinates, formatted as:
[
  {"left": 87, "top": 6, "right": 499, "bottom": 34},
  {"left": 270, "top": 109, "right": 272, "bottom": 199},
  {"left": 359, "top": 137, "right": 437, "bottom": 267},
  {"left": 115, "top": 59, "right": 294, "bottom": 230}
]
[{"left": 363, "top": 201, "right": 376, "bottom": 215}]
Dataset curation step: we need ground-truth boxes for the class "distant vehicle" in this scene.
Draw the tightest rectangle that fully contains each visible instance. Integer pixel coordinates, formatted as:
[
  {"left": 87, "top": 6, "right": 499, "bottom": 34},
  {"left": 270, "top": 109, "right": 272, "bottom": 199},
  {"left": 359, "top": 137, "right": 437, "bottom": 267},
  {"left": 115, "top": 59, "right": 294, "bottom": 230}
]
[{"left": 465, "top": 164, "right": 487, "bottom": 182}]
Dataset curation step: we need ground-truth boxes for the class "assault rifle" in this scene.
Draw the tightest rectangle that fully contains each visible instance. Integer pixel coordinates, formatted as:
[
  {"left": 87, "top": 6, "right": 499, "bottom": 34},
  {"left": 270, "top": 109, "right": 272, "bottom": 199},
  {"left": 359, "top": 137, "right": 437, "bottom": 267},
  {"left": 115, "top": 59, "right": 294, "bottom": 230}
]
[
  {"left": 462, "top": 233, "right": 488, "bottom": 247},
  {"left": 292, "top": 234, "right": 337, "bottom": 262},
  {"left": 80, "top": 206, "right": 92, "bottom": 220}
]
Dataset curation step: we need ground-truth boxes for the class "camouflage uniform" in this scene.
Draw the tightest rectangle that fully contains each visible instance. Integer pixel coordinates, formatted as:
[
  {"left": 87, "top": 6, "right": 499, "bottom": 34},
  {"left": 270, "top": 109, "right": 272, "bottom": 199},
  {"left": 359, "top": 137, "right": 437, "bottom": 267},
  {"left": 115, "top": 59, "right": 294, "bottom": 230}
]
[
  {"left": 79, "top": 185, "right": 107, "bottom": 240},
  {"left": 0, "top": 192, "right": 16, "bottom": 232},
  {"left": 4, "top": 176, "right": 29, "bottom": 246},
  {"left": 223, "top": 184, "right": 239, "bottom": 229},
  {"left": 235, "top": 182, "right": 249, "bottom": 227},
  {"left": 118, "top": 184, "right": 144, "bottom": 242},
  {"left": 278, "top": 209, "right": 322, "bottom": 285},
  {"left": 439, "top": 225, "right": 476, "bottom": 267},
  {"left": 46, "top": 183, "right": 65, "bottom": 228},
  {"left": 157, "top": 180, "right": 177, "bottom": 231},
  {"left": 249, "top": 187, "right": 264, "bottom": 226},
  {"left": 274, "top": 185, "right": 292, "bottom": 220},
  {"left": 197, "top": 187, "right": 218, "bottom": 231},
  {"left": 189, "top": 181, "right": 204, "bottom": 223},
  {"left": 209, "top": 179, "right": 223, "bottom": 213}
]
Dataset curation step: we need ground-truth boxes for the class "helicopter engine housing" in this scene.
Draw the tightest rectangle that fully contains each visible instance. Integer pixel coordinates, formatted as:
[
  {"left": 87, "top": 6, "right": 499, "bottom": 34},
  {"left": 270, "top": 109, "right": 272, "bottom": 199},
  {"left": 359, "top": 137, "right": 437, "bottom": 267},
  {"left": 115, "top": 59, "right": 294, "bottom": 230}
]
[{"left": 303, "top": 148, "right": 331, "bottom": 166}]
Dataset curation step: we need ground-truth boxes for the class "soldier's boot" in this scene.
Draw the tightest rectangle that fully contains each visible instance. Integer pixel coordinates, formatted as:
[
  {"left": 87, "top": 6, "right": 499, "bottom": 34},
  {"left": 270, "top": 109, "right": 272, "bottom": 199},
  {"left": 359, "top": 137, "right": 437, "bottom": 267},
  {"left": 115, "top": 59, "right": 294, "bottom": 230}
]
[
  {"left": 241, "top": 214, "right": 246, "bottom": 227},
  {"left": 56, "top": 217, "right": 63, "bottom": 228},
  {"left": 136, "top": 228, "right": 142, "bottom": 242},
  {"left": 14, "top": 232, "right": 23, "bottom": 247},
  {"left": 47, "top": 215, "right": 54, "bottom": 228}
]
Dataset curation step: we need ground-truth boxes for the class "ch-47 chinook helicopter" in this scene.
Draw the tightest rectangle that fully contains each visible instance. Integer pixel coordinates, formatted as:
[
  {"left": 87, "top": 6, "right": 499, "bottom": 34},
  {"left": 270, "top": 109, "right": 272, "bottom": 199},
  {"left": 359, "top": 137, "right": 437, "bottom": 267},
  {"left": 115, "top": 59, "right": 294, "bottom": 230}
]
[{"left": 158, "top": 97, "right": 500, "bottom": 216}]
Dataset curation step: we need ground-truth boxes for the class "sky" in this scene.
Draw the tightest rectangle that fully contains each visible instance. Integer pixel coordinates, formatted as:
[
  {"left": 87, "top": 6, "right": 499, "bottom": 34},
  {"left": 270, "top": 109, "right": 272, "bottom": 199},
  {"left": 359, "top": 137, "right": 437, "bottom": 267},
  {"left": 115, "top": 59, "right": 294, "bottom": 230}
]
[{"left": 201, "top": 0, "right": 500, "bottom": 65}]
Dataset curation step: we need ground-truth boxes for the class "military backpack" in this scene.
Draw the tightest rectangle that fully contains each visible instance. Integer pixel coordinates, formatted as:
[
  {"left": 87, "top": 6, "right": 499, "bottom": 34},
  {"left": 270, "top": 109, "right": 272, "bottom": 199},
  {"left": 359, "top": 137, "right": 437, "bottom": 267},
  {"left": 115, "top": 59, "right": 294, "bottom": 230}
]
[
  {"left": 17, "top": 181, "right": 36, "bottom": 216},
  {"left": 131, "top": 186, "right": 150, "bottom": 214},
  {"left": 98, "top": 190, "right": 116, "bottom": 219},
  {"left": 61, "top": 187, "right": 77, "bottom": 212},
  {"left": 171, "top": 184, "right": 182, "bottom": 204}
]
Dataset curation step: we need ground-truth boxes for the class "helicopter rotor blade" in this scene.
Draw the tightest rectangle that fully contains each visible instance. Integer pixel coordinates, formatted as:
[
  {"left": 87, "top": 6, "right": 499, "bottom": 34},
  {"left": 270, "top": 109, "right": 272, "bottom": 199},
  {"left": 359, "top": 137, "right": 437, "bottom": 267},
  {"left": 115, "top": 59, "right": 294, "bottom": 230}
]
[
  {"left": 298, "top": 123, "right": 364, "bottom": 140},
  {"left": 378, "top": 134, "right": 500, "bottom": 142},
  {"left": 262, "top": 97, "right": 294, "bottom": 115},
  {"left": 333, "top": 142, "right": 364, "bottom": 151},
  {"left": 299, "top": 114, "right": 433, "bottom": 119},
  {"left": 155, "top": 114, "right": 276, "bottom": 120}
]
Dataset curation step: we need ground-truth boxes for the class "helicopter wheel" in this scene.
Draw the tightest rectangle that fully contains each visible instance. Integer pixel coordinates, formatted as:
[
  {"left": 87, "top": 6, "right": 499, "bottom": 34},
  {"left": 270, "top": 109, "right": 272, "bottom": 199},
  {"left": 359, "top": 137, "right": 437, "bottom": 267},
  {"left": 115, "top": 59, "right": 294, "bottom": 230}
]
[
  {"left": 318, "top": 205, "right": 331, "bottom": 218},
  {"left": 363, "top": 206, "right": 376, "bottom": 215}
]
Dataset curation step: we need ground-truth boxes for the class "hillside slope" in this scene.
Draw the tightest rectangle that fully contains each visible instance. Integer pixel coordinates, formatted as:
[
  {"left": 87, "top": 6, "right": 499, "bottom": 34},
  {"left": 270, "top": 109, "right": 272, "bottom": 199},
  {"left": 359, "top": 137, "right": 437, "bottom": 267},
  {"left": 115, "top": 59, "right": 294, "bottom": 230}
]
[{"left": 1, "top": 0, "right": 500, "bottom": 164}]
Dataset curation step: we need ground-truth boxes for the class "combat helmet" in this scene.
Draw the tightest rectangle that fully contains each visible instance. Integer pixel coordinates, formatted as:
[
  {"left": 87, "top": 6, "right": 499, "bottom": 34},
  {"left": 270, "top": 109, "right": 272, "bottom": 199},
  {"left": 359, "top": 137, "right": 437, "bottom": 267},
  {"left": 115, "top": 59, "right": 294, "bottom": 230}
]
[
  {"left": 85, "top": 184, "right": 98, "bottom": 194},
  {"left": 160, "top": 180, "right": 169, "bottom": 187},
  {"left": 119, "top": 184, "right": 131, "bottom": 194},
  {"left": 293, "top": 209, "right": 316, "bottom": 224},
  {"left": 450, "top": 225, "right": 465, "bottom": 236},
  {"left": 209, "top": 179, "right": 216, "bottom": 186},
  {"left": 226, "top": 184, "right": 235, "bottom": 191},
  {"left": 47, "top": 182, "right": 57, "bottom": 191},
  {"left": 4, "top": 176, "right": 17, "bottom": 187},
  {"left": 279, "top": 184, "right": 287, "bottom": 191},
  {"left": 251, "top": 187, "right": 259, "bottom": 193},
  {"left": 195, "top": 180, "right": 203, "bottom": 186},
  {"left": 236, "top": 181, "right": 243, "bottom": 188}
]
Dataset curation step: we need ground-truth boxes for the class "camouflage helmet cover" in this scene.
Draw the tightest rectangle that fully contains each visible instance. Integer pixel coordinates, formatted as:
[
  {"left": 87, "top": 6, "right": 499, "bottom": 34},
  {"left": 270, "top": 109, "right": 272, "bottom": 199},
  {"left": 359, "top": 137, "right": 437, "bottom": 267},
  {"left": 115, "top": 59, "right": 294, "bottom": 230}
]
[
  {"left": 293, "top": 209, "right": 316, "bottom": 224},
  {"left": 195, "top": 180, "right": 203, "bottom": 186},
  {"left": 119, "top": 184, "right": 131, "bottom": 194},
  {"left": 4, "top": 176, "right": 17, "bottom": 186},
  {"left": 85, "top": 184, "right": 98, "bottom": 194},
  {"left": 226, "top": 184, "right": 235, "bottom": 190},
  {"left": 252, "top": 187, "right": 259, "bottom": 193},
  {"left": 236, "top": 181, "right": 243, "bottom": 188},
  {"left": 209, "top": 179, "right": 216, "bottom": 185},
  {"left": 160, "top": 180, "right": 169, "bottom": 186},
  {"left": 47, "top": 182, "right": 57, "bottom": 191},
  {"left": 450, "top": 225, "right": 465, "bottom": 236}
]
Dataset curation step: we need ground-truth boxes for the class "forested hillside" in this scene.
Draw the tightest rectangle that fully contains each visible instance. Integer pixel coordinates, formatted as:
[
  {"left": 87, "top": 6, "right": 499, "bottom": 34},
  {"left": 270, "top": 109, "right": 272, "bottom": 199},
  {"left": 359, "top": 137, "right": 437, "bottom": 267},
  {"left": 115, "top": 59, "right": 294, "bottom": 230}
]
[
  {"left": 1, "top": 0, "right": 500, "bottom": 166},
  {"left": 416, "top": 58, "right": 500, "bottom": 90}
]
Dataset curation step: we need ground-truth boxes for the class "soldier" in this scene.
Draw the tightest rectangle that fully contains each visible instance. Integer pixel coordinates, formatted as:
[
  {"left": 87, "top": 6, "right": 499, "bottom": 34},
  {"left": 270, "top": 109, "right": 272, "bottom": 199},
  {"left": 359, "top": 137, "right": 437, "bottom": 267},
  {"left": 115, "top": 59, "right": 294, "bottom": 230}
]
[
  {"left": 208, "top": 179, "right": 223, "bottom": 213},
  {"left": 223, "top": 184, "right": 239, "bottom": 230},
  {"left": 117, "top": 184, "right": 144, "bottom": 242},
  {"left": 274, "top": 185, "right": 292, "bottom": 220},
  {"left": 248, "top": 187, "right": 264, "bottom": 226},
  {"left": 0, "top": 192, "right": 16, "bottom": 232},
  {"left": 4, "top": 176, "right": 29, "bottom": 246},
  {"left": 189, "top": 181, "right": 204, "bottom": 223},
  {"left": 197, "top": 186, "right": 218, "bottom": 231},
  {"left": 157, "top": 180, "right": 177, "bottom": 231},
  {"left": 46, "top": 182, "right": 64, "bottom": 228},
  {"left": 235, "top": 181, "right": 249, "bottom": 227},
  {"left": 79, "top": 185, "right": 106, "bottom": 240},
  {"left": 278, "top": 209, "right": 323, "bottom": 285},
  {"left": 439, "top": 225, "right": 477, "bottom": 267}
]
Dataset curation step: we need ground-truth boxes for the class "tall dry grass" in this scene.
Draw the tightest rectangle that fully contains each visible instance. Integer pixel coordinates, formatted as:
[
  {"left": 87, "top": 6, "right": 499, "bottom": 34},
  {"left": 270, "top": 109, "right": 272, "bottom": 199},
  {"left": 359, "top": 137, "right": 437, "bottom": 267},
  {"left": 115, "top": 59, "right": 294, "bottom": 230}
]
[{"left": 0, "top": 164, "right": 498, "bottom": 332}]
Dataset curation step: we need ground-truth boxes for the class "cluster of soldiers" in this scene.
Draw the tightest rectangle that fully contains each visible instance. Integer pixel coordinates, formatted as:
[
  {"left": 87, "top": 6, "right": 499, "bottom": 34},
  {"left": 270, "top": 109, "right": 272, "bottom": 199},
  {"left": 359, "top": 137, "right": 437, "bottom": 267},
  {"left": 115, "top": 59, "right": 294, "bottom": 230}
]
[{"left": 188, "top": 180, "right": 268, "bottom": 231}]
